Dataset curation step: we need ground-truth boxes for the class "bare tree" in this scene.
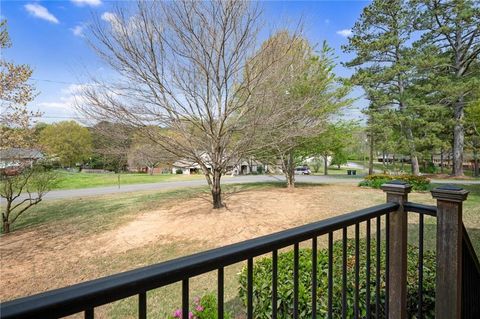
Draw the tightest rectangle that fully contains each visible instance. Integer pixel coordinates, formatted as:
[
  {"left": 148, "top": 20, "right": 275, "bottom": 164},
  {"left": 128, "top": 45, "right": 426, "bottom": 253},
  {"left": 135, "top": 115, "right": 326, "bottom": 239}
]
[{"left": 78, "top": 1, "right": 301, "bottom": 208}]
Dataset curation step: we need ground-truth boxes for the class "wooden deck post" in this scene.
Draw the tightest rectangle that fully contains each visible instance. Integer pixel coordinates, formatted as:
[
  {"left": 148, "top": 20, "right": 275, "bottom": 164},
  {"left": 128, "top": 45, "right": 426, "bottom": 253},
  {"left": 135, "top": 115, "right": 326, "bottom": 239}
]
[
  {"left": 381, "top": 181, "right": 411, "bottom": 319},
  {"left": 431, "top": 185, "right": 469, "bottom": 319}
]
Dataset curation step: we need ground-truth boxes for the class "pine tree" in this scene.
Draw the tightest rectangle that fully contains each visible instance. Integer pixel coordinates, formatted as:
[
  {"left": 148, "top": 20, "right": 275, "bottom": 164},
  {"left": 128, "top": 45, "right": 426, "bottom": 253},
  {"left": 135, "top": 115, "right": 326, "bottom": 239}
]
[
  {"left": 413, "top": 0, "right": 480, "bottom": 176},
  {"left": 343, "top": 0, "right": 422, "bottom": 175}
]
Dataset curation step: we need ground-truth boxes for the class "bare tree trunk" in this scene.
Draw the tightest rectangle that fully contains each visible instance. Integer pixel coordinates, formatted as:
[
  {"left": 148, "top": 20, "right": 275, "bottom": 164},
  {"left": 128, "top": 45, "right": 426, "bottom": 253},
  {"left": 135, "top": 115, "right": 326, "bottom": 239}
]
[
  {"left": 452, "top": 100, "right": 465, "bottom": 176},
  {"left": 473, "top": 148, "right": 479, "bottom": 177},
  {"left": 406, "top": 127, "right": 420, "bottom": 176},
  {"left": 2, "top": 221, "right": 10, "bottom": 234},
  {"left": 440, "top": 148, "right": 444, "bottom": 173},
  {"left": 323, "top": 155, "right": 328, "bottom": 176},
  {"left": 285, "top": 152, "right": 295, "bottom": 188},
  {"left": 211, "top": 169, "right": 223, "bottom": 209},
  {"left": 369, "top": 134, "right": 374, "bottom": 175},
  {"left": 411, "top": 154, "right": 420, "bottom": 175}
]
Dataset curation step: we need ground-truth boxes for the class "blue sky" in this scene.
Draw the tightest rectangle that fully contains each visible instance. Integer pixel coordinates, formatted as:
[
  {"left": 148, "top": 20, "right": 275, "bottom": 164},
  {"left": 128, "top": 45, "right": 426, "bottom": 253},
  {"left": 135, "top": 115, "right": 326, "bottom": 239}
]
[{"left": 1, "top": 0, "right": 369, "bottom": 123}]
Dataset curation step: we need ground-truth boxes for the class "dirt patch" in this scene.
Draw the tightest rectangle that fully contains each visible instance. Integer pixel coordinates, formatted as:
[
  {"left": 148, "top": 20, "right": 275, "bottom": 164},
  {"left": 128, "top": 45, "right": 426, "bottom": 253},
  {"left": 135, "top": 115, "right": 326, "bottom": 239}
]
[{"left": 0, "top": 184, "right": 383, "bottom": 301}]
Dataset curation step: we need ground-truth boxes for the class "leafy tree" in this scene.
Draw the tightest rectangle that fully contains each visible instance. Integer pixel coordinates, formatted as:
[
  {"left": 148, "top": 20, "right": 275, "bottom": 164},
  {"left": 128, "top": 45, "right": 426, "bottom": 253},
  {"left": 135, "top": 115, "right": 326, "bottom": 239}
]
[
  {"left": 303, "top": 122, "right": 355, "bottom": 176},
  {"left": 0, "top": 19, "right": 39, "bottom": 148},
  {"left": 465, "top": 100, "right": 480, "bottom": 176},
  {"left": 343, "top": 0, "right": 422, "bottom": 175},
  {"left": 39, "top": 121, "right": 92, "bottom": 167},
  {"left": 1, "top": 165, "right": 57, "bottom": 233},
  {"left": 249, "top": 35, "right": 351, "bottom": 187},
  {"left": 89, "top": 121, "right": 134, "bottom": 172},
  {"left": 0, "top": 20, "right": 56, "bottom": 234},
  {"left": 330, "top": 150, "right": 349, "bottom": 169},
  {"left": 413, "top": 0, "right": 480, "bottom": 176}
]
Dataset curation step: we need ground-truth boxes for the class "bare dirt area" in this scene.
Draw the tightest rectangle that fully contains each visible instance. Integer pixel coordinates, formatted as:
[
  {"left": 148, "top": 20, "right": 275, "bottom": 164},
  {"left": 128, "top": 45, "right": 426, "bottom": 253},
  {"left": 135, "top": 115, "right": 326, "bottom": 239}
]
[{"left": 0, "top": 184, "right": 384, "bottom": 301}]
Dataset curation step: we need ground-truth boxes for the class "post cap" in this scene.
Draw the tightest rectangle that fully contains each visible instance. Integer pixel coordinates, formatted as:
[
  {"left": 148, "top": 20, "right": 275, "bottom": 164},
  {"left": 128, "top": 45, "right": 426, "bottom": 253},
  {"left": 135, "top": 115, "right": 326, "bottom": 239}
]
[
  {"left": 431, "top": 184, "right": 469, "bottom": 202},
  {"left": 381, "top": 181, "right": 412, "bottom": 195}
]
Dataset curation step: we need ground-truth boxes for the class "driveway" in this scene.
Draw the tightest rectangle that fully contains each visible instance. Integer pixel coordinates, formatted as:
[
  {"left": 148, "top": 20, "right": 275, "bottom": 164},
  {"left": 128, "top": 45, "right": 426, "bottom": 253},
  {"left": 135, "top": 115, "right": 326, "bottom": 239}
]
[{"left": 13, "top": 174, "right": 480, "bottom": 201}]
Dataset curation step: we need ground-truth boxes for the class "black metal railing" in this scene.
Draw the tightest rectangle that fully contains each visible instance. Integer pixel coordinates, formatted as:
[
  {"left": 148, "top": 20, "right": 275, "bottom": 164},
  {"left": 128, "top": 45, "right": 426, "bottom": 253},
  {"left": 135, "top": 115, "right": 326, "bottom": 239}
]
[
  {"left": 1, "top": 191, "right": 478, "bottom": 319},
  {"left": 0, "top": 202, "right": 398, "bottom": 319},
  {"left": 462, "top": 225, "right": 480, "bottom": 319},
  {"left": 404, "top": 202, "right": 437, "bottom": 319}
]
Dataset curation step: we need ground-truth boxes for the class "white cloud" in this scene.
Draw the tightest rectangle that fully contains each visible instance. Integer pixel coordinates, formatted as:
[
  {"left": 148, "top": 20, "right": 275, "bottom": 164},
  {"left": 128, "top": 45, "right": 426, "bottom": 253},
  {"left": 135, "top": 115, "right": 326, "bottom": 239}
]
[
  {"left": 71, "top": 0, "right": 102, "bottom": 7},
  {"left": 336, "top": 29, "right": 353, "bottom": 37},
  {"left": 101, "top": 11, "right": 136, "bottom": 33},
  {"left": 24, "top": 3, "right": 59, "bottom": 24},
  {"left": 71, "top": 24, "right": 85, "bottom": 37},
  {"left": 38, "top": 84, "right": 91, "bottom": 111},
  {"left": 101, "top": 11, "right": 117, "bottom": 24}
]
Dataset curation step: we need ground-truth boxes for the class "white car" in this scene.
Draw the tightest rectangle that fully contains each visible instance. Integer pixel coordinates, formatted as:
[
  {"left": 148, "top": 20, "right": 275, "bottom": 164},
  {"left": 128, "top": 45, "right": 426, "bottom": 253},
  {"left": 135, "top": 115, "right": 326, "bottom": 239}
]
[{"left": 294, "top": 167, "right": 311, "bottom": 175}]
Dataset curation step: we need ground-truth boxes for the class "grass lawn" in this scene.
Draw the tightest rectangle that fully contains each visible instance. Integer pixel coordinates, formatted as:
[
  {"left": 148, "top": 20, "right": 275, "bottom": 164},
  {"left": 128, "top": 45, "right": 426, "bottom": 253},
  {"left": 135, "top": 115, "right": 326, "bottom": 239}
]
[
  {"left": 51, "top": 170, "right": 204, "bottom": 190},
  {"left": 1, "top": 182, "right": 479, "bottom": 318},
  {"left": 312, "top": 166, "right": 365, "bottom": 176}
]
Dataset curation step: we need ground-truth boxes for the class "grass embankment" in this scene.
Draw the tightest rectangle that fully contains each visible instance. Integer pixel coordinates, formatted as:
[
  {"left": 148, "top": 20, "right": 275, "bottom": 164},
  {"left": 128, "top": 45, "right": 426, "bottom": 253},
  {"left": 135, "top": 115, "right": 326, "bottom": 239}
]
[
  {"left": 52, "top": 171, "right": 203, "bottom": 190},
  {"left": 2, "top": 182, "right": 479, "bottom": 318}
]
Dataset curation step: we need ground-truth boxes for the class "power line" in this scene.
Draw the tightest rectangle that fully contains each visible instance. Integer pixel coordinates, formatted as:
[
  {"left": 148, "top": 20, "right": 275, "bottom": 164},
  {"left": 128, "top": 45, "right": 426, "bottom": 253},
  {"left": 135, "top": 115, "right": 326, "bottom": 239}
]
[{"left": 29, "top": 78, "right": 83, "bottom": 85}]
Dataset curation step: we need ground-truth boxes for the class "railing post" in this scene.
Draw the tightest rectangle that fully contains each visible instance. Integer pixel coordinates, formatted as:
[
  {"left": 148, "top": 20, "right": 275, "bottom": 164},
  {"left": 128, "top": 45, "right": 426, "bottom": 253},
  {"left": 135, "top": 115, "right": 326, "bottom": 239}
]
[
  {"left": 431, "top": 185, "right": 469, "bottom": 319},
  {"left": 381, "top": 181, "right": 411, "bottom": 319}
]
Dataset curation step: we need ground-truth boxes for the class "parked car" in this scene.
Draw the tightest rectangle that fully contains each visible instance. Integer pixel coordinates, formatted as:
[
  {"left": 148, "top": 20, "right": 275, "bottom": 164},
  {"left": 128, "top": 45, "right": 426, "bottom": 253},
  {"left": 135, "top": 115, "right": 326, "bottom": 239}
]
[{"left": 294, "top": 167, "right": 311, "bottom": 175}]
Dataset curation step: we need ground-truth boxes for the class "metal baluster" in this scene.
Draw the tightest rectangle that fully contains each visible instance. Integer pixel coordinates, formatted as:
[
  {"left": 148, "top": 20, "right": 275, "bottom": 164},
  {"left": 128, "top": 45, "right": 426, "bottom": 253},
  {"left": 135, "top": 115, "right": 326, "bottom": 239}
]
[
  {"left": 294, "top": 243, "right": 299, "bottom": 319},
  {"left": 342, "top": 227, "right": 347, "bottom": 319},
  {"left": 366, "top": 219, "right": 371, "bottom": 319},
  {"left": 418, "top": 214, "right": 424, "bottom": 319},
  {"left": 355, "top": 223, "right": 360, "bottom": 319},
  {"left": 385, "top": 214, "right": 390, "bottom": 317},
  {"left": 247, "top": 258, "right": 253, "bottom": 319},
  {"left": 312, "top": 237, "right": 317, "bottom": 319},
  {"left": 182, "top": 279, "right": 189, "bottom": 319},
  {"left": 85, "top": 308, "right": 94, "bottom": 319},
  {"left": 272, "top": 250, "right": 278, "bottom": 319},
  {"left": 376, "top": 216, "right": 381, "bottom": 318},
  {"left": 139, "top": 292, "right": 146, "bottom": 319},
  {"left": 218, "top": 268, "right": 224, "bottom": 319},
  {"left": 328, "top": 232, "right": 333, "bottom": 319}
]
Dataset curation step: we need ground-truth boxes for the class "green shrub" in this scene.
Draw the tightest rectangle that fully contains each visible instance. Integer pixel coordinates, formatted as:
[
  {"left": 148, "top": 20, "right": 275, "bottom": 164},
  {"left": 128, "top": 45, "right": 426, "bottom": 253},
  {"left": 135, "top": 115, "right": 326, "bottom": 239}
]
[
  {"left": 421, "top": 162, "right": 437, "bottom": 174},
  {"left": 238, "top": 240, "right": 435, "bottom": 319},
  {"left": 257, "top": 165, "right": 264, "bottom": 174},
  {"left": 169, "top": 293, "right": 231, "bottom": 319},
  {"left": 176, "top": 169, "right": 183, "bottom": 174},
  {"left": 359, "top": 174, "right": 430, "bottom": 191}
]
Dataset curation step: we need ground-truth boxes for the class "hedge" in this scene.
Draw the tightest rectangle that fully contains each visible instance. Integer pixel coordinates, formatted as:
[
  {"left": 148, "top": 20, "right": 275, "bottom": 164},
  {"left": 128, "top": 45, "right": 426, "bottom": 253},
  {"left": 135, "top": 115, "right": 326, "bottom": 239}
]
[
  {"left": 358, "top": 174, "right": 430, "bottom": 191},
  {"left": 238, "top": 239, "right": 435, "bottom": 319}
]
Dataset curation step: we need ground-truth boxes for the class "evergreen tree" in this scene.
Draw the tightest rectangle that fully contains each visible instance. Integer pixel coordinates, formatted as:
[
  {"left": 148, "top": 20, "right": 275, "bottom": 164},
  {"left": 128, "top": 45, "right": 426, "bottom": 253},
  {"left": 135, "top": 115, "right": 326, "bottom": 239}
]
[
  {"left": 413, "top": 0, "right": 480, "bottom": 176},
  {"left": 343, "top": 0, "right": 422, "bottom": 175}
]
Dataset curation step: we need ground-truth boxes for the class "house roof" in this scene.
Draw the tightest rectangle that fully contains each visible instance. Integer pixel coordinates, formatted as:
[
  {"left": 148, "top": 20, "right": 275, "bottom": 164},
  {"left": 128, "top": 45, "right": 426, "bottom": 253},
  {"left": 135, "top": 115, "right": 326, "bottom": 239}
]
[{"left": 0, "top": 148, "right": 44, "bottom": 160}]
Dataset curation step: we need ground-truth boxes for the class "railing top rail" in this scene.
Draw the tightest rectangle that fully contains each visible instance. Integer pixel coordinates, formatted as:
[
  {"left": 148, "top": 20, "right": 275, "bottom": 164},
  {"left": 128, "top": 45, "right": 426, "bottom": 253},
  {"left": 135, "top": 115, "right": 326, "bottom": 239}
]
[
  {"left": 1, "top": 202, "right": 398, "bottom": 319},
  {"left": 404, "top": 202, "right": 437, "bottom": 216}
]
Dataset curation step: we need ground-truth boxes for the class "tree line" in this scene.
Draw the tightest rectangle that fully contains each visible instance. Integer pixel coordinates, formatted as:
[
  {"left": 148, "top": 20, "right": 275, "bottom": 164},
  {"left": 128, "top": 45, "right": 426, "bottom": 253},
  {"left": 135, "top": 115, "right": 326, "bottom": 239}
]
[{"left": 344, "top": 0, "right": 479, "bottom": 177}]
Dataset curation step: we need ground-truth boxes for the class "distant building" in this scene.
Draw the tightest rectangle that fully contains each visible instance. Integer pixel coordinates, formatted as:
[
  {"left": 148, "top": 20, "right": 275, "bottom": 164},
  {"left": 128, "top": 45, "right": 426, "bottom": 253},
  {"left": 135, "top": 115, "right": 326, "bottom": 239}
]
[{"left": 0, "top": 148, "right": 44, "bottom": 169}]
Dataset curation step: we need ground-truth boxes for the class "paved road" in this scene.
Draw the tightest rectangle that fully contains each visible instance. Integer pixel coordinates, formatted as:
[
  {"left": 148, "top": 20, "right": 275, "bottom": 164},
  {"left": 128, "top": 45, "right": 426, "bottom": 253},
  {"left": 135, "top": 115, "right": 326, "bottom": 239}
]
[
  {"left": 33, "top": 175, "right": 360, "bottom": 200},
  {"left": 28, "top": 174, "right": 480, "bottom": 201}
]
